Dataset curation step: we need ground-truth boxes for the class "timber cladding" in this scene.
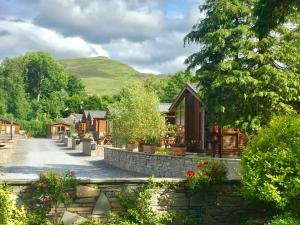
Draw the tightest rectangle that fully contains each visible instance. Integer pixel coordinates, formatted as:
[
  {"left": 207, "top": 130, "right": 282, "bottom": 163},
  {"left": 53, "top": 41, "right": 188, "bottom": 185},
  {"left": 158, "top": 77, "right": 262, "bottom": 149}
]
[{"left": 0, "top": 117, "right": 20, "bottom": 136}]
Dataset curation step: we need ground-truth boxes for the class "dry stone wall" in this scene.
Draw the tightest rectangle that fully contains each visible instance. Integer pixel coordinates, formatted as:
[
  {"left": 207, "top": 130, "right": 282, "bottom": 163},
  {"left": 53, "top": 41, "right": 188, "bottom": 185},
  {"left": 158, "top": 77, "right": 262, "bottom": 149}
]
[
  {"left": 104, "top": 147, "right": 241, "bottom": 179},
  {"left": 6, "top": 179, "right": 267, "bottom": 225}
]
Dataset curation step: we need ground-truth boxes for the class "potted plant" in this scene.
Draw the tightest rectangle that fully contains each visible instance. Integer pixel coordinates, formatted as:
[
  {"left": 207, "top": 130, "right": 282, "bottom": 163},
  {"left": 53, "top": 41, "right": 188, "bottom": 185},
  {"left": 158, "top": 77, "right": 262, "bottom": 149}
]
[
  {"left": 143, "top": 134, "right": 157, "bottom": 154},
  {"left": 127, "top": 140, "right": 138, "bottom": 152},
  {"left": 171, "top": 143, "right": 187, "bottom": 156},
  {"left": 72, "top": 132, "right": 80, "bottom": 149}
]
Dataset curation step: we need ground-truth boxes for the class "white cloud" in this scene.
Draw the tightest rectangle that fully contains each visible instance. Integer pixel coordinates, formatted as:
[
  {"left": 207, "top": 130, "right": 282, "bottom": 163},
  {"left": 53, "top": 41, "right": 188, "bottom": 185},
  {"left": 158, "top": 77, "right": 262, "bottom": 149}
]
[
  {"left": 35, "top": 0, "right": 165, "bottom": 43},
  {"left": 0, "top": 19, "right": 108, "bottom": 59},
  {"left": 0, "top": 0, "right": 205, "bottom": 74}
]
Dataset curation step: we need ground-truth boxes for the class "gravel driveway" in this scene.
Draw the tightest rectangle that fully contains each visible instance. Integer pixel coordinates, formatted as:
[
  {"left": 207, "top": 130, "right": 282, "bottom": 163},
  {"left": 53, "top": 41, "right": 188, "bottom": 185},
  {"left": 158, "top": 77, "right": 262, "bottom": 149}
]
[{"left": 0, "top": 138, "right": 145, "bottom": 180}]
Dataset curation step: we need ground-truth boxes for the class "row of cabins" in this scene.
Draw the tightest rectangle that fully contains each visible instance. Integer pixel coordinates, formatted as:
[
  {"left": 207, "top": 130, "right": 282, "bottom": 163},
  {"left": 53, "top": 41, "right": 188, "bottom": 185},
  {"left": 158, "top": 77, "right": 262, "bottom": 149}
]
[
  {"left": 48, "top": 83, "right": 245, "bottom": 157},
  {"left": 48, "top": 111, "right": 110, "bottom": 142},
  {"left": 51, "top": 83, "right": 300, "bottom": 157}
]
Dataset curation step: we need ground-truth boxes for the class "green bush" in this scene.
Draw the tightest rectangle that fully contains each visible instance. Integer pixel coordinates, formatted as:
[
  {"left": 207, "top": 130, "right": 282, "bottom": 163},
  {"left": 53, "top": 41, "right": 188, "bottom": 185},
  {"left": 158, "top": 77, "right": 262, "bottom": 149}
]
[
  {"left": 0, "top": 184, "right": 53, "bottom": 225},
  {"left": 21, "top": 118, "right": 51, "bottom": 137},
  {"left": 266, "top": 214, "right": 300, "bottom": 225},
  {"left": 241, "top": 116, "right": 300, "bottom": 211}
]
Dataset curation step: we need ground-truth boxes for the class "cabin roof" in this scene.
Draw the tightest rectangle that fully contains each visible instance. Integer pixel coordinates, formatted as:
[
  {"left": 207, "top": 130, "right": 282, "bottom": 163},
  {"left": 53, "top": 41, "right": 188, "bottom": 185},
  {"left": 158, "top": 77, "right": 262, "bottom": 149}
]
[
  {"left": 50, "top": 119, "right": 70, "bottom": 126},
  {"left": 0, "top": 117, "right": 20, "bottom": 125},
  {"left": 159, "top": 103, "right": 172, "bottom": 113},
  {"left": 169, "top": 83, "right": 203, "bottom": 112},
  {"left": 88, "top": 110, "right": 107, "bottom": 119}
]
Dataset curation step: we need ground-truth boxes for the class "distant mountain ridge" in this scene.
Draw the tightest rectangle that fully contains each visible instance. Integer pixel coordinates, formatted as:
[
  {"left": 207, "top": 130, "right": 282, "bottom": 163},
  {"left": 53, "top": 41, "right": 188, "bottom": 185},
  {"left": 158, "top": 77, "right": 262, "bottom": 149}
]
[{"left": 59, "top": 56, "right": 160, "bottom": 96}]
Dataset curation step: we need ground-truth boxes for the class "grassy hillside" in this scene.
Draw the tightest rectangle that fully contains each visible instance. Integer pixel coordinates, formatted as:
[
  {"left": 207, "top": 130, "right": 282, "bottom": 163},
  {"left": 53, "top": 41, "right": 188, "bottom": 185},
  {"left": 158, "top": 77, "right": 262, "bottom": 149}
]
[{"left": 59, "top": 56, "right": 160, "bottom": 96}]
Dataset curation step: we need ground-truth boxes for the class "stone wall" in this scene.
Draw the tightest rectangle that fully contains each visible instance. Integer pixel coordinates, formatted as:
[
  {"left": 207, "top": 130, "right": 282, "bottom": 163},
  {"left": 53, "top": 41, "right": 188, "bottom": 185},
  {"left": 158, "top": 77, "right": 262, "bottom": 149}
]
[
  {"left": 104, "top": 147, "right": 241, "bottom": 180},
  {"left": 5, "top": 179, "right": 266, "bottom": 225}
]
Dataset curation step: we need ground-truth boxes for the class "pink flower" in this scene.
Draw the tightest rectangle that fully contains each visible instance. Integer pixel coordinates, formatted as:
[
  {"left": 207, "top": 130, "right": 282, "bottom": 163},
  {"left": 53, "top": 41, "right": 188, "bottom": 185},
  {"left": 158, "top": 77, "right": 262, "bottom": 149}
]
[
  {"left": 42, "top": 183, "right": 47, "bottom": 189},
  {"left": 43, "top": 194, "right": 50, "bottom": 202}
]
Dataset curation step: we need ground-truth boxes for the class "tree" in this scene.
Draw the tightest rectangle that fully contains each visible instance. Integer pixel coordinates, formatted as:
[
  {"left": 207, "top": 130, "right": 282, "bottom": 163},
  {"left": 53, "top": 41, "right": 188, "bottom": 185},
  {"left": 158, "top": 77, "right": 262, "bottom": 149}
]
[
  {"left": 0, "top": 57, "right": 32, "bottom": 120},
  {"left": 241, "top": 116, "right": 300, "bottom": 214},
  {"left": 23, "top": 52, "right": 68, "bottom": 102},
  {"left": 161, "top": 71, "right": 194, "bottom": 102},
  {"left": 109, "top": 84, "right": 165, "bottom": 145},
  {"left": 185, "top": 0, "right": 300, "bottom": 133},
  {"left": 255, "top": 0, "right": 300, "bottom": 38},
  {"left": 83, "top": 95, "right": 104, "bottom": 110},
  {"left": 142, "top": 75, "right": 168, "bottom": 100},
  {"left": 66, "top": 74, "right": 86, "bottom": 96}
]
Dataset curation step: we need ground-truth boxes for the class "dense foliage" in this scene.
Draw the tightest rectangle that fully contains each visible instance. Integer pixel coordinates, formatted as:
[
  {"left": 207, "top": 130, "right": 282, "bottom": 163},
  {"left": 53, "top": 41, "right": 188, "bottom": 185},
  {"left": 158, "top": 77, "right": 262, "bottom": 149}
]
[
  {"left": 185, "top": 0, "right": 300, "bottom": 133},
  {"left": 266, "top": 214, "right": 300, "bottom": 225},
  {"left": 254, "top": 0, "right": 300, "bottom": 38},
  {"left": 0, "top": 184, "right": 52, "bottom": 225},
  {"left": 109, "top": 84, "right": 165, "bottom": 145},
  {"left": 186, "top": 158, "right": 227, "bottom": 189},
  {"left": 0, "top": 51, "right": 124, "bottom": 136},
  {"left": 241, "top": 116, "right": 300, "bottom": 213},
  {"left": 32, "top": 171, "right": 78, "bottom": 223}
]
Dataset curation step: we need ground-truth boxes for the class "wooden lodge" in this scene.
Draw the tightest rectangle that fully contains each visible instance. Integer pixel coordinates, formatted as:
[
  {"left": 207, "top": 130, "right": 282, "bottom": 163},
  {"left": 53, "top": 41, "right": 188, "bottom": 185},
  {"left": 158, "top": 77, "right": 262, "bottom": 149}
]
[
  {"left": 0, "top": 117, "right": 20, "bottom": 138},
  {"left": 78, "top": 110, "right": 90, "bottom": 134},
  {"left": 48, "top": 120, "right": 70, "bottom": 139},
  {"left": 87, "top": 110, "right": 110, "bottom": 141},
  {"left": 169, "top": 83, "right": 244, "bottom": 157}
]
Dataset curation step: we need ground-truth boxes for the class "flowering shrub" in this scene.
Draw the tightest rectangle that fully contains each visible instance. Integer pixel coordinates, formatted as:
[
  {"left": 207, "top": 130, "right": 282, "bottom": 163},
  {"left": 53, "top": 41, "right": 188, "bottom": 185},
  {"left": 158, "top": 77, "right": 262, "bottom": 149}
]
[
  {"left": 32, "top": 171, "right": 78, "bottom": 222},
  {"left": 186, "top": 158, "right": 228, "bottom": 189}
]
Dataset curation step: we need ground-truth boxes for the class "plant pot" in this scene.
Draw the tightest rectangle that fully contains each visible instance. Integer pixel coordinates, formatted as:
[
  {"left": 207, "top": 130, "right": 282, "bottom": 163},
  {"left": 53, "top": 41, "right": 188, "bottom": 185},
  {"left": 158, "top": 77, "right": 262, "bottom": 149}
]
[
  {"left": 171, "top": 146, "right": 187, "bottom": 156},
  {"left": 143, "top": 145, "right": 155, "bottom": 154},
  {"left": 127, "top": 143, "right": 138, "bottom": 152}
]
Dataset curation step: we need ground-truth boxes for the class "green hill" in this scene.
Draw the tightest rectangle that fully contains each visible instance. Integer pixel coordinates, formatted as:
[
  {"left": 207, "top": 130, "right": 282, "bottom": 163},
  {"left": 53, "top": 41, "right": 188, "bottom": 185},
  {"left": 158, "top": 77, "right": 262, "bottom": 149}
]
[{"left": 59, "top": 56, "right": 159, "bottom": 96}]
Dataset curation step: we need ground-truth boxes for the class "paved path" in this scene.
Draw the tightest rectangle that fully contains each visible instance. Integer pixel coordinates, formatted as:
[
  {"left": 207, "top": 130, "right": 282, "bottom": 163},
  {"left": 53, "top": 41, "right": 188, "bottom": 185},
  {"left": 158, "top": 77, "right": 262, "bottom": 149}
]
[{"left": 0, "top": 138, "right": 145, "bottom": 180}]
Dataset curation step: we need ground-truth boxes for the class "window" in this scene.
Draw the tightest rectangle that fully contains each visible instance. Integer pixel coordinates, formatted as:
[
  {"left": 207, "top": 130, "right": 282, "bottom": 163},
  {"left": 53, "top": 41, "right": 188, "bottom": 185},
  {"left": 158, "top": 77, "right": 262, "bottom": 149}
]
[
  {"left": 176, "top": 98, "right": 185, "bottom": 126},
  {"left": 222, "top": 134, "right": 238, "bottom": 149}
]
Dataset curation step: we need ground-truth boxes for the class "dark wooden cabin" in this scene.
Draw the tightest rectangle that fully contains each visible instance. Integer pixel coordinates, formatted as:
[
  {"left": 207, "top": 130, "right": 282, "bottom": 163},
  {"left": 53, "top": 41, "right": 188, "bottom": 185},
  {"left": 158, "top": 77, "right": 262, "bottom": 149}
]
[
  {"left": 0, "top": 117, "right": 20, "bottom": 138},
  {"left": 169, "top": 83, "right": 244, "bottom": 157},
  {"left": 79, "top": 111, "right": 91, "bottom": 134},
  {"left": 87, "top": 110, "right": 110, "bottom": 140}
]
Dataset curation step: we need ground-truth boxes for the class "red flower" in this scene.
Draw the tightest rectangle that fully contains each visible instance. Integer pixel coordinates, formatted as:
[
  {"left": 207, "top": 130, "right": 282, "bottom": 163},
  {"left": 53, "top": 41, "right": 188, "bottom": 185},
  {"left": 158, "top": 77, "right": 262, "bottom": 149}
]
[
  {"left": 42, "top": 183, "right": 47, "bottom": 189},
  {"left": 211, "top": 168, "right": 218, "bottom": 173},
  {"left": 203, "top": 161, "right": 208, "bottom": 165},
  {"left": 186, "top": 170, "right": 195, "bottom": 177},
  {"left": 222, "top": 171, "right": 227, "bottom": 176},
  {"left": 196, "top": 163, "right": 202, "bottom": 168},
  {"left": 43, "top": 194, "right": 50, "bottom": 202}
]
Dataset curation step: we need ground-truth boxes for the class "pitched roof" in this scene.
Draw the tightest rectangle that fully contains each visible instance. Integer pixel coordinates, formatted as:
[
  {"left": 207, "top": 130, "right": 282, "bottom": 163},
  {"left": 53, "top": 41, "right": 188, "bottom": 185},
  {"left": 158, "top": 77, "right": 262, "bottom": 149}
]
[
  {"left": 50, "top": 119, "right": 70, "bottom": 126},
  {"left": 169, "top": 83, "right": 203, "bottom": 112},
  {"left": 0, "top": 117, "right": 20, "bottom": 125},
  {"left": 159, "top": 103, "right": 172, "bottom": 113},
  {"left": 83, "top": 110, "right": 92, "bottom": 118},
  {"left": 88, "top": 110, "right": 107, "bottom": 119},
  {"left": 187, "top": 83, "right": 202, "bottom": 93}
]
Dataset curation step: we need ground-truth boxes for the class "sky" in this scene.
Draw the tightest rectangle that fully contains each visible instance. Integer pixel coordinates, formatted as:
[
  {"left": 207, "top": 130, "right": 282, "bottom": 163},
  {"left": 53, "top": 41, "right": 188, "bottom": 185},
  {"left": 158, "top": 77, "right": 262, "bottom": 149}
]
[{"left": 0, "top": 0, "right": 204, "bottom": 74}]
